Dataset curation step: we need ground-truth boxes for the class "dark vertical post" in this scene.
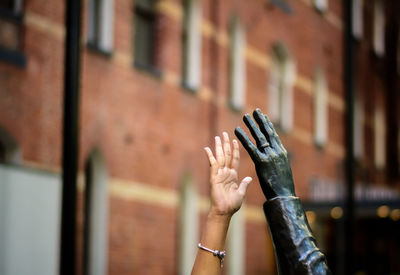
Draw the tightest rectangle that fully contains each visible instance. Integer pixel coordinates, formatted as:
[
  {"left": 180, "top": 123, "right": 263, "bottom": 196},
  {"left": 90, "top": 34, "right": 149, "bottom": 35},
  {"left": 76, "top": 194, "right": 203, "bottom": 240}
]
[
  {"left": 385, "top": 1, "right": 400, "bottom": 182},
  {"left": 343, "top": 0, "right": 355, "bottom": 274},
  {"left": 60, "top": 0, "right": 82, "bottom": 274}
]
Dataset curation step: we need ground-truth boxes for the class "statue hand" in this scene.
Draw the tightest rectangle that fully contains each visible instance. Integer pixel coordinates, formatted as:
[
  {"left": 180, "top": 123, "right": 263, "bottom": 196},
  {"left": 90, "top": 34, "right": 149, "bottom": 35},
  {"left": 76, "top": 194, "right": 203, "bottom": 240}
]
[{"left": 234, "top": 109, "right": 295, "bottom": 200}]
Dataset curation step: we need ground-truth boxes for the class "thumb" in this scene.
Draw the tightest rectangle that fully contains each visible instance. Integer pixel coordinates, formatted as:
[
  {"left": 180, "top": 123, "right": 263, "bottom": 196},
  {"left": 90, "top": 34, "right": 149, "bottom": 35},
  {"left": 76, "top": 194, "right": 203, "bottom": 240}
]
[{"left": 238, "top": 176, "right": 252, "bottom": 196}]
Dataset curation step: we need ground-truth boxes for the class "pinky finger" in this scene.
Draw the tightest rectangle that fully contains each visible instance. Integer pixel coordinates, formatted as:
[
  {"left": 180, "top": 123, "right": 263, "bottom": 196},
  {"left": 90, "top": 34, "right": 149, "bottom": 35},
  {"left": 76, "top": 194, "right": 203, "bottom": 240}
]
[{"left": 204, "top": 147, "right": 218, "bottom": 175}]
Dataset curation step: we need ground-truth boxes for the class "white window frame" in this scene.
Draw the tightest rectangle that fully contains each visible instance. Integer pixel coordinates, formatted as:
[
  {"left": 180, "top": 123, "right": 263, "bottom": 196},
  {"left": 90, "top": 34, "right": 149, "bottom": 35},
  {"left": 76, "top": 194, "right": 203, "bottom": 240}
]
[
  {"left": 178, "top": 174, "right": 198, "bottom": 275},
  {"left": 182, "top": 0, "right": 202, "bottom": 91},
  {"left": 373, "top": 0, "right": 385, "bottom": 57},
  {"left": 352, "top": 0, "right": 363, "bottom": 39},
  {"left": 229, "top": 16, "right": 246, "bottom": 111},
  {"left": 314, "top": 68, "right": 328, "bottom": 147},
  {"left": 87, "top": 0, "right": 114, "bottom": 52}
]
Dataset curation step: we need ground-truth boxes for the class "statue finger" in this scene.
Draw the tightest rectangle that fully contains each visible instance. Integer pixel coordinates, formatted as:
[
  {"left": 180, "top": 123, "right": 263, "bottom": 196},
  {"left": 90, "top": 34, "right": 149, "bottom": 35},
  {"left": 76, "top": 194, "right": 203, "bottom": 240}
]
[
  {"left": 234, "top": 127, "right": 262, "bottom": 161},
  {"left": 243, "top": 114, "right": 269, "bottom": 148},
  {"left": 264, "top": 115, "right": 287, "bottom": 154},
  {"left": 253, "top": 109, "right": 280, "bottom": 150}
]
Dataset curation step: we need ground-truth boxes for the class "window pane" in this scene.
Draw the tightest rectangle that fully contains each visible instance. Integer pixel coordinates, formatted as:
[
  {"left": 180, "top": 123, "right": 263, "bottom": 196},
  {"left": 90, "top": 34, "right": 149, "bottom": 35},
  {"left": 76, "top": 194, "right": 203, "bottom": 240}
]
[
  {"left": 182, "top": 0, "right": 202, "bottom": 90},
  {"left": 134, "top": 13, "right": 154, "bottom": 66},
  {"left": 88, "top": 0, "right": 101, "bottom": 45},
  {"left": 229, "top": 18, "right": 246, "bottom": 110}
]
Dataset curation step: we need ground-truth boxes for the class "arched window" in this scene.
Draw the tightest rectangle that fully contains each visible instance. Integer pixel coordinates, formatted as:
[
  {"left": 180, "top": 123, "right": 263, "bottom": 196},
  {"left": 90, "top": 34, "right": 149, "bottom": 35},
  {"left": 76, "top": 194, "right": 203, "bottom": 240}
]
[
  {"left": 182, "top": 0, "right": 202, "bottom": 91},
  {"left": 373, "top": 0, "right": 385, "bottom": 57},
  {"left": 229, "top": 15, "right": 246, "bottom": 111},
  {"left": 0, "top": 126, "right": 21, "bottom": 164},
  {"left": 314, "top": 68, "right": 328, "bottom": 147},
  {"left": 268, "top": 44, "right": 296, "bottom": 132},
  {"left": 83, "top": 149, "right": 109, "bottom": 275},
  {"left": 178, "top": 174, "right": 198, "bottom": 275},
  {"left": 226, "top": 207, "right": 245, "bottom": 275}
]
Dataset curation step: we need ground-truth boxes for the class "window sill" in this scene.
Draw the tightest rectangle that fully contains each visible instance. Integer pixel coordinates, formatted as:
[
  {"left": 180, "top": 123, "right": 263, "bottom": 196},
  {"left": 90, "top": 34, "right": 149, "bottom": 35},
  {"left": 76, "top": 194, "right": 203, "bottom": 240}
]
[
  {"left": 86, "top": 42, "right": 113, "bottom": 58},
  {"left": 314, "top": 140, "right": 326, "bottom": 150},
  {"left": 181, "top": 81, "right": 198, "bottom": 94},
  {"left": 133, "top": 61, "right": 162, "bottom": 79},
  {"left": 227, "top": 102, "right": 244, "bottom": 114},
  {"left": 0, "top": 46, "right": 26, "bottom": 67}
]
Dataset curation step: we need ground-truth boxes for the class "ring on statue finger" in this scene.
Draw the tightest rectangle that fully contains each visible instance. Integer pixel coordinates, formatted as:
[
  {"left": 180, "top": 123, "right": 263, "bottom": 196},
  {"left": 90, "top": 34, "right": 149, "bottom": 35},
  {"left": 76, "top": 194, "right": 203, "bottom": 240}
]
[{"left": 259, "top": 142, "right": 270, "bottom": 149}]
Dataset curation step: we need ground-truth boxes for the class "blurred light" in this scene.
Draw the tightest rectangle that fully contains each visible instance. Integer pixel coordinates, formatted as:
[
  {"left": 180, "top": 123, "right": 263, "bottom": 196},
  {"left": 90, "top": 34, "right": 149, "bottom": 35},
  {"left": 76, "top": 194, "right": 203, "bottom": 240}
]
[
  {"left": 330, "top": 206, "right": 343, "bottom": 219},
  {"left": 377, "top": 205, "right": 390, "bottom": 218},
  {"left": 306, "top": 211, "right": 316, "bottom": 224},
  {"left": 390, "top": 209, "right": 400, "bottom": 221}
]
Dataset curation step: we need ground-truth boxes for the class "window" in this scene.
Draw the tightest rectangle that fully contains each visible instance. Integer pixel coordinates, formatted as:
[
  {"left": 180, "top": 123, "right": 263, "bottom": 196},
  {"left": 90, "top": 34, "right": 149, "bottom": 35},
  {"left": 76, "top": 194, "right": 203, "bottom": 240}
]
[
  {"left": 182, "top": 0, "right": 202, "bottom": 91},
  {"left": 354, "top": 95, "right": 364, "bottom": 159},
  {"left": 352, "top": 0, "right": 363, "bottom": 39},
  {"left": 0, "top": 0, "right": 26, "bottom": 66},
  {"left": 268, "top": 44, "right": 295, "bottom": 132},
  {"left": 314, "top": 0, "right": 328, "bottom": 13},
  {"left": 87, "top": 0, "right": 114, "bottom": 54},
  {"left": 229, "top": 16, "right": 246, "bottom": 111},
  {"left": 226, "top": 207, "right": 245, "bottom": 275},
  {"left": 374, "top": 106, "right": 386, "bottom": 169},
  {"left": 373, "top": 0, "right": 385, "bottom": 57},
  {"left": 178, "top": 175, "right": 198, "bottom": 275},
  {"left": 134, "top": 0, "right": 158, "bottom": 72},
  {"left": 314, "top": 68, "right": 328, "bottom": 147},
  {"left": 83, "top": 150, "right": 109, "bottom": 275}
]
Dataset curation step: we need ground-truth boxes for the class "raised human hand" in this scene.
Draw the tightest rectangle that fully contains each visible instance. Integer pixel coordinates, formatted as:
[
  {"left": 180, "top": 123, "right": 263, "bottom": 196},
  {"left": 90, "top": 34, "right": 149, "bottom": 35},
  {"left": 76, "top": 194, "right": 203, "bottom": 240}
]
[
  {"left": 204, "top": 132, "right": 252, "bottom": 217},
  {"left": 234, "top": 109, "right": 295, "bottom": 200}
]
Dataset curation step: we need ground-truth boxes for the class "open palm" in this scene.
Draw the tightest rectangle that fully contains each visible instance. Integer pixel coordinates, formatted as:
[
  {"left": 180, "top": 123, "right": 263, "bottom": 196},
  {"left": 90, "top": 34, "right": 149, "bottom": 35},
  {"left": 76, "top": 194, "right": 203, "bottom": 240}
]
[{"left": 204, "top": 132, "right": 252, "bottom": 217}]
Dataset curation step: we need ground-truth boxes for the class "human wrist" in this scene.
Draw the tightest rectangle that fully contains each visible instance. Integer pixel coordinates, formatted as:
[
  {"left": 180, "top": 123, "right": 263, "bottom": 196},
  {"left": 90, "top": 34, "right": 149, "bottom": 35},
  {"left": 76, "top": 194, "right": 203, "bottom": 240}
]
[{"left": 207, "top": 209, "right": 232, "bottom": 224}]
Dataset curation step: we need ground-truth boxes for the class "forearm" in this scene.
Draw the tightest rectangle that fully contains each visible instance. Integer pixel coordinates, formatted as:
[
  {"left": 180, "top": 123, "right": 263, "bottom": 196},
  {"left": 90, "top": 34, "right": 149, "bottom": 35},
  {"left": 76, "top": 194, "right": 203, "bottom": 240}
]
[
  {"left": 264, "top": 196, "right": 330, "bottom": 275},
  {"left": 191, "top": 212, "right": 231, "bottom": 275}
]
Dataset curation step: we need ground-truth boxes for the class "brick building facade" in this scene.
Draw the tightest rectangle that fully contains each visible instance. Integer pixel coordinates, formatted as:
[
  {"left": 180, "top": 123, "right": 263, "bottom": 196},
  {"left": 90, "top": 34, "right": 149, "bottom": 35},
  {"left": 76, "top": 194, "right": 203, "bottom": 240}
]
[{"left": 0, "top": 0, "right": 399, "bottom": 274}]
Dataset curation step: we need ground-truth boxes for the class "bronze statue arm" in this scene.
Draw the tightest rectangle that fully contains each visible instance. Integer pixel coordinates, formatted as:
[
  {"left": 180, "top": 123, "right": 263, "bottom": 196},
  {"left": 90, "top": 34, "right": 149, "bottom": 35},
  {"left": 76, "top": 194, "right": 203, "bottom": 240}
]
[{"left": 234, "top": 109, "right": 330, "bottom": 275}]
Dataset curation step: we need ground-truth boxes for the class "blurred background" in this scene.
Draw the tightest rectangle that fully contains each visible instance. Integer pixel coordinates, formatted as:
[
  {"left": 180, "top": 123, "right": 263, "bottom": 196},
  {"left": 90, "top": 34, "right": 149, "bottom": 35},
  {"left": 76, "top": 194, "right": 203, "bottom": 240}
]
[{"left": 0, "top": 0, "right": 399, "bottom": 274}]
